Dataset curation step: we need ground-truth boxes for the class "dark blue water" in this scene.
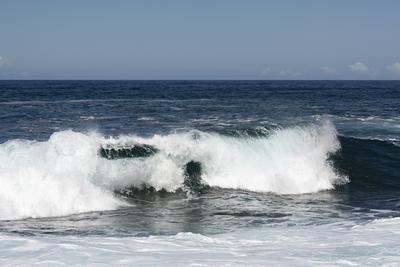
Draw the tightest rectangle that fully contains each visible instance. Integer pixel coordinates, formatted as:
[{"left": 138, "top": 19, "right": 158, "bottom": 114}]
[
  {"left": 1, "top": 80, "right": 399, "bottom": 141},
  {"left": 0, "top": 80, "right": 399, "bottom": 237}
]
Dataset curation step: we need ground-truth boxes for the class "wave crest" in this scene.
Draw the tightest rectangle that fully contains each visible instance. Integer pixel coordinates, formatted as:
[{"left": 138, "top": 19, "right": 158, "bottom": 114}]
[{"left": 0, "top": 120, "right": 346, "bottom": 220}]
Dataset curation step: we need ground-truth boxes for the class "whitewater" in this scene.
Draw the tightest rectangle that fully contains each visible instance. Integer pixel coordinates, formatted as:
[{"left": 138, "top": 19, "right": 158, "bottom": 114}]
[
  {"left": 1, "top": 218, "right": 400, "bottom": 266},
  {"left": 0, "top": 120, "right": 345, "bottom": 220}
]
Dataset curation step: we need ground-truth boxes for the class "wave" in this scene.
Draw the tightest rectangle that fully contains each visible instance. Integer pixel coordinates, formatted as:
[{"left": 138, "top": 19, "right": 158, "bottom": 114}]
[
  {"left": 332, "top": 136, "right": 400, "bottom": 190},
  {"left": 0, "top": 120, "right": 346, "bottom": 220}
]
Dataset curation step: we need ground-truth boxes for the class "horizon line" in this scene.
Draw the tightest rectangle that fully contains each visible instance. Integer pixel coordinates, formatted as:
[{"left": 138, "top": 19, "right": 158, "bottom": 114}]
[{"left": 1, "top": 79, "right": 400, "bottom": 82}]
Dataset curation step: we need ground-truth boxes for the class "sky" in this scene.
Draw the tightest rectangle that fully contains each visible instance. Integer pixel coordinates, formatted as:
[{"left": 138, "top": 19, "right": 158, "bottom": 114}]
[{"left": 0, "top": 0, "right": 400, "bottom": 80}]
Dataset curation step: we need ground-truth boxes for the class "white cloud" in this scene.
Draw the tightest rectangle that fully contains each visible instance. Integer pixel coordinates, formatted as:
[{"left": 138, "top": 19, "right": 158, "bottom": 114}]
[
  {"left": 320, "top": 66, "right": 336, "bottom": 75},
  {"left": 279, "top": 69, "right": 289, "bottom": 76},
  {"left": 261, "top": 67, "right": 272, "bottom": 75},
  {"left": 386, "top": 62, "right": 400, "bottom": 74},
  {"left": 0, "top": 56, "right": 8, "bottom": 68},
  {"left": 349, "top": 62, "right": 368, "bottom": 73}
]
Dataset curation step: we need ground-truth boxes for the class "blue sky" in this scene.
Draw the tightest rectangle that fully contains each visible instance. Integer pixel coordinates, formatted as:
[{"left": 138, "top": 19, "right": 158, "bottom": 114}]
[{"left": 0, "top": 0, "right": 399, "bottom": 80}]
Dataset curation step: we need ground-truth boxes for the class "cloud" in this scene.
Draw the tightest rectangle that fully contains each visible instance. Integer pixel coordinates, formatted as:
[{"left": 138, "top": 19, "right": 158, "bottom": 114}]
[
  {"left": 0, "top": 56, "right": 8, "bottom": 68},
  {"left": 386, "top": 62, "right": 400, "bottom": 74},
  {"left": 349, "top": 62, "right": 368, "bottom": 73},
  {"left": 261, "top": 67, "right": 272, "bottom": 75},
  {"left": 260, "top": 67, "right": 297, "bottom": 79},
  {"left": 279, "top": 69, "right": 289, "bottom": 76},
  {"left": 320, "top": 66, "right": 336, "bottom": 75}
]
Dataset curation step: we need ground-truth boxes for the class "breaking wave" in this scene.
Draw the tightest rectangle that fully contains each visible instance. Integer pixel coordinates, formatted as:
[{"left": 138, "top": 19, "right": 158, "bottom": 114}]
[{"left": 0, "top": 120, "right": 346, "bottom": 220}]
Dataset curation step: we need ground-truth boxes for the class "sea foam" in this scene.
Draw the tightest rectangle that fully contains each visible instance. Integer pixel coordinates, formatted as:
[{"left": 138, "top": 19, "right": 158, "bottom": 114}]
[{"left": 0, "top": 120, "right": 346, "bottom": 220}]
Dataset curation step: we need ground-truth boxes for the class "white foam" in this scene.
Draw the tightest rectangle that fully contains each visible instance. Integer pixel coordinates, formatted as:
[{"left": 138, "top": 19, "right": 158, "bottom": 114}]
[
  {"left": 0, "top": 120, "right": 346, "bottom": 220},
  {"left": 0, "top": 131, "right": 123, "bottom": 220},
  {"left": 101, "top": 119, "right": 345, "bottom": 194},
  {"left": 1, "top": 219, "right": 400, "bottom": 266}
]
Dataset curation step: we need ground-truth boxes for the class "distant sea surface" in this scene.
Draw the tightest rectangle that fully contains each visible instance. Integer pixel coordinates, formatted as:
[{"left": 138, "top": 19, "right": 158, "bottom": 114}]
[{"left": 0, "top": 80, "right": 399, "bottom": 266}]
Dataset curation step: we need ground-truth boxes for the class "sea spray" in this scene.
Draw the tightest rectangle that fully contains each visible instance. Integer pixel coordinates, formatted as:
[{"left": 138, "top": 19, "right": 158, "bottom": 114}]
[
  {"left": 0, "top": 132, "right": 123, "bottom": 220},
  {"left": 0, "top": 120, "right": 347, "bottom": 220}
]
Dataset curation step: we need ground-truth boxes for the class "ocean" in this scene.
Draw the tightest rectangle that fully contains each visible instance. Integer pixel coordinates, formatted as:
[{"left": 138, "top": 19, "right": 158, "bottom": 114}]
[{"left": 0, "top": 80, "right": 399, "bottom": 266}]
